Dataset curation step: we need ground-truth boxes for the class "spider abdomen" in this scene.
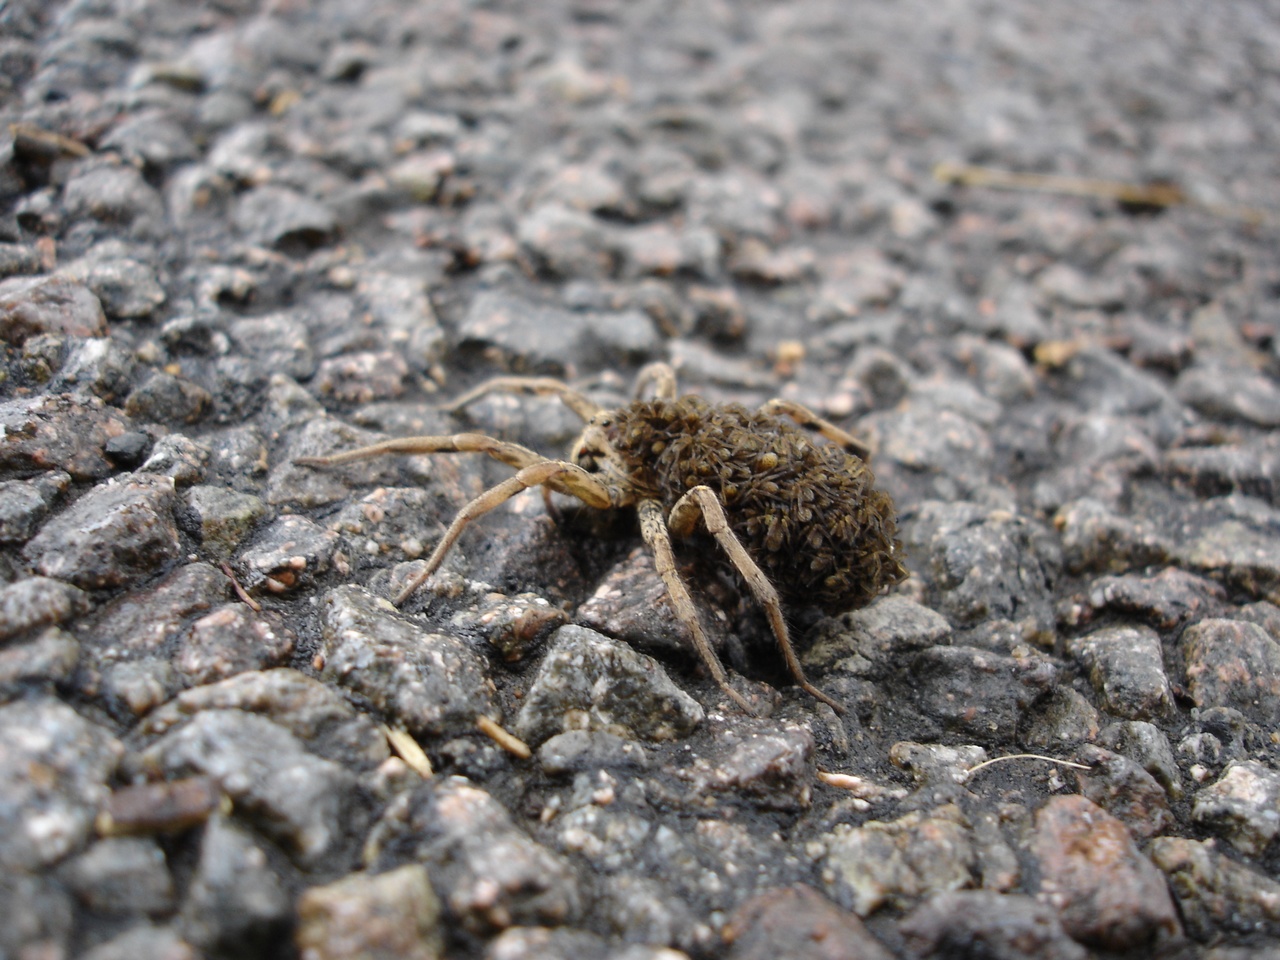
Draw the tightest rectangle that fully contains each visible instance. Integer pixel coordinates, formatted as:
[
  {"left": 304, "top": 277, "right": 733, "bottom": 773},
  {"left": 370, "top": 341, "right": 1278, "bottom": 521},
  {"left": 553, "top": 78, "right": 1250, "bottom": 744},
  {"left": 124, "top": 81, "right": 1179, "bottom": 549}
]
[{"left": 611, "top": 397, "right": 907, "bottom": 614}]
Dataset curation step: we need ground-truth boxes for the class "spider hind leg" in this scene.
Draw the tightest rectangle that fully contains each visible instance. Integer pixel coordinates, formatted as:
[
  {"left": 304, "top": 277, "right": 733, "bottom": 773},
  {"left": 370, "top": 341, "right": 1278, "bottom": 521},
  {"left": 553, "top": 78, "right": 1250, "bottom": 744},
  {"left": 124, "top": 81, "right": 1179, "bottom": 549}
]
[
  {"left": 759, "top": 398, "right": 872, "bottom": 461},
  {"left": 633, "top": 362, "right": 679, "bottom": 400},
  {"left": 446, "top": 376, "right": 603, "bottom": 421}
]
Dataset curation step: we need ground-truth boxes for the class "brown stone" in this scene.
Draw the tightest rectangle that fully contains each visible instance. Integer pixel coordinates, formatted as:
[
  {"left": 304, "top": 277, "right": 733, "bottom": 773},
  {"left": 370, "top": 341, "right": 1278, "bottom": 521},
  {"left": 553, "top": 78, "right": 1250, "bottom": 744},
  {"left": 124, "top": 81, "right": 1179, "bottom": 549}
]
[
  {"left": 296, "top": 864, "right": 443, "bottom": 960},
  {"left": 1032, "top": 795, "right": 1180, "bottom": 950},
  {"left": 1150, "top": 836, "right": 1280, "bottom": 942},
  {"left": 1181, "top": 618, "right": 1280, "bottom": 723},
  {"left": 0, "top": 275, "right": 107, "bottom": 345},
  {"left": 723, "top": 884, "right": 893, "bottom": 960}
]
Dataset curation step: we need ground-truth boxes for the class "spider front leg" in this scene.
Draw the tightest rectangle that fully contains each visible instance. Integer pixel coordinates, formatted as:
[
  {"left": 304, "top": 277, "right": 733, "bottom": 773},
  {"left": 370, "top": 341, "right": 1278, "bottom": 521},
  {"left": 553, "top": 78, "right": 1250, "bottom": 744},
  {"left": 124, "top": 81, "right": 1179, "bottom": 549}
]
[
  {"left": 637, "top": 499, "right": 756, "bottom": 716},
  {"left": 668, "top": 485, "right": 846, "bottom": 714},
  {"left": 759, "top": 398, "right": 872, "bottom": 461},
  {"left": 393, "top": 457, "right": 614, "bottom": 604},
  {"left": 295, "top": 434, "right": 614, "bottom": 604},
  {"left": 294, "top": 432, "right": 548, "bottom": 471}
]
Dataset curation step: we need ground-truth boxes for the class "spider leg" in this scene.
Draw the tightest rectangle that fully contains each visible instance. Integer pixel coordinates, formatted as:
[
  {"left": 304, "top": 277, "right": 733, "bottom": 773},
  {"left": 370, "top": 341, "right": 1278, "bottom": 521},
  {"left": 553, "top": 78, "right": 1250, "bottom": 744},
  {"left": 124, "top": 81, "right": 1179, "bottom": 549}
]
[
  {"left": 393, "top": 459, "right": 615, "bottom": 604},
  {"left": 446, "top": 376, "right": 602, "bottom": 421},
  {"left": 759, "top": 398, "right": 872, "bottom": 461},
  {"left": 668, "top": 485, "right": 846, "bottom": 714},
  {"left": 296, "top": 437, "right": 615, "bottom": 603},
  {"left": 633, "top": 362, "right": 679, "bottom": 400},
  {"left": 295, "top": 432, "right": 548, "bottom": 472},
  {"left": 637, "top": 499, "right": 756, "bottom": 716}
]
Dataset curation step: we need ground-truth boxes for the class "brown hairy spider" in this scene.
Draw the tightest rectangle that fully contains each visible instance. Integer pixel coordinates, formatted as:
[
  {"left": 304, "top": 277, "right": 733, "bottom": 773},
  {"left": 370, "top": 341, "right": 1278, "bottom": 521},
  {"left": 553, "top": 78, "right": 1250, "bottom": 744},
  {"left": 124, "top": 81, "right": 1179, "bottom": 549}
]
[{"left": 296, "top": 362, "right": 907, "bottom": 714}]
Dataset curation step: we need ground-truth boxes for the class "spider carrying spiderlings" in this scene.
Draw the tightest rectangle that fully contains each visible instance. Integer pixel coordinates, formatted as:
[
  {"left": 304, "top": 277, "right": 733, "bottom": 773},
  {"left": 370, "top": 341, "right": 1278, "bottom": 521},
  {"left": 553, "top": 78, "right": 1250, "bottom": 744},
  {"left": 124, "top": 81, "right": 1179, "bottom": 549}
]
[{"left": 295, "top": 362, "right": 908, "bottom": 714}]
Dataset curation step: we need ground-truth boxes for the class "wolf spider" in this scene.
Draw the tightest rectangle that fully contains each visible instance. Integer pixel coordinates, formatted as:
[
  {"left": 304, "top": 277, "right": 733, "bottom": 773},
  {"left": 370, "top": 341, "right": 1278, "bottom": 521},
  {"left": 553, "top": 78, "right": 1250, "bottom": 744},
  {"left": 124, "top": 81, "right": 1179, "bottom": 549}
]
[{"left": 296, "top": 362, "right": 907, "bottom": 714}]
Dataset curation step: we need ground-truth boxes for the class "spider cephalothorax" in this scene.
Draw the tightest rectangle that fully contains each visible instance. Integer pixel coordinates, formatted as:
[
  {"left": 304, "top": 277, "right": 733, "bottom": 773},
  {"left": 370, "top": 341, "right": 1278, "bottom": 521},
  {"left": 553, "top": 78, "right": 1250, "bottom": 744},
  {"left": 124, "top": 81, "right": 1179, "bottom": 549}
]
[{"left": 296, "top": 363, "right": 907, "bottom": 713}]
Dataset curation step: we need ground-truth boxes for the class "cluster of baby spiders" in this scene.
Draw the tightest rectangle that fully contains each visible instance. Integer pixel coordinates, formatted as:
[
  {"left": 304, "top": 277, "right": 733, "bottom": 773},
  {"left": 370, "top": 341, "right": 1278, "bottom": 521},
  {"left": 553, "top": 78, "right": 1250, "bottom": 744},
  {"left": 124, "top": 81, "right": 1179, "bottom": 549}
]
[{"left": 296, "top": 362, "right": 907, "bottom": 714}]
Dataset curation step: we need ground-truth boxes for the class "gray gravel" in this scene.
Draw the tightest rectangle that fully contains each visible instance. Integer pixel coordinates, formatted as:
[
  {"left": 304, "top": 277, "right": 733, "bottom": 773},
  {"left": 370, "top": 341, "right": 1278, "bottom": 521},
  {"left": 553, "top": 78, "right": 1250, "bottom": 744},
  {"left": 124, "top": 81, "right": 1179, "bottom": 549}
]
[{"left": 2, "top": 0, "right": 1280, "bottom": 957}]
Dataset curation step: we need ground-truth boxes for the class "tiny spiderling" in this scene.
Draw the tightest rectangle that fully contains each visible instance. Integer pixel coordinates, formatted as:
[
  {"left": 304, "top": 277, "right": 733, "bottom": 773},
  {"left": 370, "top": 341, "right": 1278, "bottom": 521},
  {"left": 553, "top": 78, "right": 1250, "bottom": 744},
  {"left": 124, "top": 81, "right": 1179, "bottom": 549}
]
[{"left": 295, "top": 362, "right": 908, "bottom": 714}]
